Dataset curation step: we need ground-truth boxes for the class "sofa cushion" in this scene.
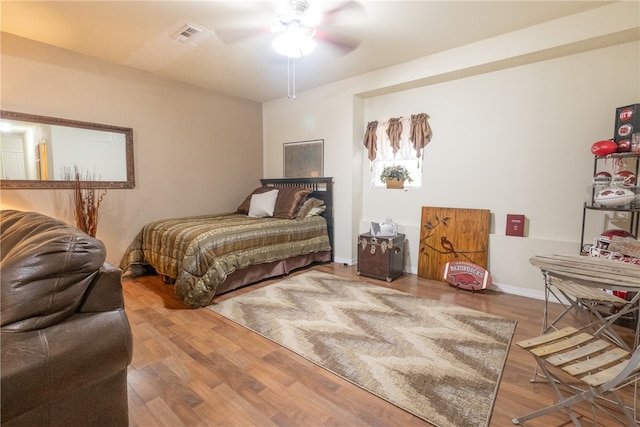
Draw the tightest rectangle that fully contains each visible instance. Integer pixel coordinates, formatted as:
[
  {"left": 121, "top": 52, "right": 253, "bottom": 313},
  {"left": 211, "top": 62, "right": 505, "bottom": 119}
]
[{"left": 1, "top": 210, "right": 106, "bottom": 332}]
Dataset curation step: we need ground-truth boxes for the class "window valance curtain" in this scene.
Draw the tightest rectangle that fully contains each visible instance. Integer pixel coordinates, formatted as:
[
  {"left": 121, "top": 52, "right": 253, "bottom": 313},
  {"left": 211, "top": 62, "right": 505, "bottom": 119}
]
[
  {"left": 364, "top": 120, "right": 378, "bottom": 161},
  {"left": 363, "top": 113, "right": 432, "bottom": 162},
  {"left": 410, "top": 113, "right": 432, "bottom": 158},
  {"left": 386, "top": 117, "right": 403, "bottom": 155}
]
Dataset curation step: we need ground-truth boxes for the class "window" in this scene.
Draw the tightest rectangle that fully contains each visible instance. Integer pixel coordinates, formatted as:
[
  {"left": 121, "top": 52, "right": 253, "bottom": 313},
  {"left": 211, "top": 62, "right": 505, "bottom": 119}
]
[
  {"left": 372, "top": 158, "right": 422, "bottom": 188},
  {"left": 364, "top": 114, "right": 432, "bottom": 188}
]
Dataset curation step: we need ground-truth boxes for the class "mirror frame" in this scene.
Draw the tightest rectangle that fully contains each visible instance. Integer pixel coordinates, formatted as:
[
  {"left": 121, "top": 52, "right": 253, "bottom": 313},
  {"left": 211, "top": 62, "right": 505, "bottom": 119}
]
[{"left": 0, "top": 110, "right": 135, "bottom": 189}]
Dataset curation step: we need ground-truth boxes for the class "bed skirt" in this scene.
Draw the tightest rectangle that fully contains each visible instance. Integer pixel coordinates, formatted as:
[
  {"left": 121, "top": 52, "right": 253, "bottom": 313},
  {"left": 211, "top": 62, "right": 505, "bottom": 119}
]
[{"left": 213, "top": 251, "right": 332, "bottom": 297}]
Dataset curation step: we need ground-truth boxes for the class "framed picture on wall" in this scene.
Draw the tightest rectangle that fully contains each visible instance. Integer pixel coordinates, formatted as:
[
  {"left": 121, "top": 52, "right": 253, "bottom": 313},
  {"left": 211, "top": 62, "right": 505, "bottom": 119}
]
[{"left": 283, "top": 139, "right": 324, "bottom": 178}]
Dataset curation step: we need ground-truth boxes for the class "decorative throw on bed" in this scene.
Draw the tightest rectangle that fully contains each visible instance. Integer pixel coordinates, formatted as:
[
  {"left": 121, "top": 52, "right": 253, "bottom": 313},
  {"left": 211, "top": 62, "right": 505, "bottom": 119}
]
[{"left": 120, "top": 213, "right": 330, "bottom": 307}]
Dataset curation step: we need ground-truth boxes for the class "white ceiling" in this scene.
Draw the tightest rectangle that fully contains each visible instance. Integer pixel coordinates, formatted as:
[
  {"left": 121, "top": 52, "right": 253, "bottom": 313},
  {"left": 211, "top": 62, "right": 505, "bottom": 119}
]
[{"left": 1, "top": 1, "right": 613, "bottom": 102}]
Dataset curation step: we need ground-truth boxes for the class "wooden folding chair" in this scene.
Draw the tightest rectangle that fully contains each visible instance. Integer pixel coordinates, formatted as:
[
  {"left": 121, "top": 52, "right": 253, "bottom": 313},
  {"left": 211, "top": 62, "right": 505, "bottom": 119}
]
[
  {"left": 545, "top": 276, "right": 639, "bottom": 351},
  {"left": 513, "top": 326, "right": 640, "bottom": 426}
]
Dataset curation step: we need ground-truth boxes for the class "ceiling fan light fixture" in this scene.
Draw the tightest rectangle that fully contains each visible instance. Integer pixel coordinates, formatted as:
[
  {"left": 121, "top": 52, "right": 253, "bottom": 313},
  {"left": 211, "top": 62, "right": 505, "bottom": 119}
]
[{"left": 272, "top": 28, "right": 316, "bottom": 58}]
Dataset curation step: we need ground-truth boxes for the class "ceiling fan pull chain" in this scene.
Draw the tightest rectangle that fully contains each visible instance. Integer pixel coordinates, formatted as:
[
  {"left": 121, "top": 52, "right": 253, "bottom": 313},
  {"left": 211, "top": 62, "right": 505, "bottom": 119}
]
[{"left": 287, "top": 56, "right": 297, "bottom": 99}]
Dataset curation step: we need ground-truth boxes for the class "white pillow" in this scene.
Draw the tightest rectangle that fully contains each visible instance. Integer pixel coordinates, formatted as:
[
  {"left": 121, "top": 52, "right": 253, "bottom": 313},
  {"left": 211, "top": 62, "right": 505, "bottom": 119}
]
[
  {"left": 307, "top": 204, "right": 326, "bottom": 218},
  {"left": 248, "top": 189, "right": 279, "bottom": 218}
]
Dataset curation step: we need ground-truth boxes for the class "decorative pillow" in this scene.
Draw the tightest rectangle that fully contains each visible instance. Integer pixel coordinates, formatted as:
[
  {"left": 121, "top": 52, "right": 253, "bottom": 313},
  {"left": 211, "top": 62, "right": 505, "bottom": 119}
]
[
  {"left": 248, "top": 189, "right": 279, "bottom": 218},
  {"left": 237, "top": 187, "right": 275, "bottom": 214},
  {"left": 307, "top": 204, "right": 326, "bottom": 218},
  {"left": 295, "top": 197, "right": 325, "bottom": 220},
  {"left": 273, "top": 187, "right": 312, "bottom": 219}
]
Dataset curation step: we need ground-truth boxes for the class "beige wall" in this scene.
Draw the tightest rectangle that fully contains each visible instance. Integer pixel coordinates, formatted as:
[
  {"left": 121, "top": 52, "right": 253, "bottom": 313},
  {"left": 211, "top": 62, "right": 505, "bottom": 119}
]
[
  {"left": 262, "top": 2, "right": 640, "bottom": 300},
  {"left": 0, "top": 33, "right": 263, "bottom": 266},
  {"left": 361, "top": 41, "right": 639, "bottom": 296}
]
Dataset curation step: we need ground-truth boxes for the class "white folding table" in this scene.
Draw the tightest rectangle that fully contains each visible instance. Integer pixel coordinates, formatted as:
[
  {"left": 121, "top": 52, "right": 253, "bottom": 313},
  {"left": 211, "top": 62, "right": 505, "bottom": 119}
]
[{"left": 530, "top": 254, "right": 640, "bottom": 352}]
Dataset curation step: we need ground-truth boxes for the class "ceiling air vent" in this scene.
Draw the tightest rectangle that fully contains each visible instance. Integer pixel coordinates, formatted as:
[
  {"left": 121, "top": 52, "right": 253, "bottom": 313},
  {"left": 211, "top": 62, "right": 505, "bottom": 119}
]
[{"left": 170, "top": 24, "right": 204, "bottom": 42}]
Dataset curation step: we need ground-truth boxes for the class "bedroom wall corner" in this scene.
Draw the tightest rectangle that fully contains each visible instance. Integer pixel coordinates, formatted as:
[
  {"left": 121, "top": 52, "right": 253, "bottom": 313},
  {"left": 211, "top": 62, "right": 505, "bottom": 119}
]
[
  {"left": 348, "top": 95, "right": 366, "bottom": 265},
  {"left": 262, "top": 87, "right": 362, "bottom": 266}
]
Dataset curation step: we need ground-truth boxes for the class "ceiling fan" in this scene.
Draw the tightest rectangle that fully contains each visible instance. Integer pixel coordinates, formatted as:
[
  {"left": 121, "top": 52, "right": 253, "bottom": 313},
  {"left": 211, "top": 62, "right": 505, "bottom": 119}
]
[
  {"left": 215, "top": 0, "right": 363, "bottom": 58},
  {"left": 271, "top": 0, "right": 319, "bottom": 58},
  {"left": 215, "top": 0, "right": 362, "bottom": 99}
]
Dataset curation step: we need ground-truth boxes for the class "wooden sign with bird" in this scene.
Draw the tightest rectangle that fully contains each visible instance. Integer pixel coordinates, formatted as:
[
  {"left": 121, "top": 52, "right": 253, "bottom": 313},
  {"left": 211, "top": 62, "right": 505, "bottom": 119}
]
[{"left": 418, "top": 206, "right": 490, "bottom": 281}]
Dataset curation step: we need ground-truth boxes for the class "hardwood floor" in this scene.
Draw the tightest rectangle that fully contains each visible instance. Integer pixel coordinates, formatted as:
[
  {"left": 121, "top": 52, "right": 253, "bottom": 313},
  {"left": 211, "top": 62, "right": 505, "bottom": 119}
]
[{"left": 124, "top": 263, "right": 637, "bottom": 426}]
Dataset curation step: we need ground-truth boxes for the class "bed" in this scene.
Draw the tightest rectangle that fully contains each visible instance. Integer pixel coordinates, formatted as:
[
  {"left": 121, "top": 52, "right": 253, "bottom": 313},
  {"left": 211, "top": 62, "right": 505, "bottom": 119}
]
[{"left": 120, "top": 177, "right": 334, "bottom": 308}]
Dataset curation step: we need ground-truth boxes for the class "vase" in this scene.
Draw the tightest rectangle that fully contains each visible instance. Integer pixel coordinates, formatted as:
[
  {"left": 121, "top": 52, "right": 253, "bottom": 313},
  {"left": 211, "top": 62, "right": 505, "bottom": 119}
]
[{"left": 385, "top": 178, "right": 404, "bottom": 189}]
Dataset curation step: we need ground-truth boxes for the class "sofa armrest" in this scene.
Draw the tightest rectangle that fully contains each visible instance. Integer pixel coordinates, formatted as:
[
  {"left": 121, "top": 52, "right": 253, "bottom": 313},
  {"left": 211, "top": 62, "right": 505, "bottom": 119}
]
[
  {"left": 1, "top": 310, "right": 133, "bottom": 425},
  {"left": 78, "top": 263, "right": 125, "bottom": 313}
]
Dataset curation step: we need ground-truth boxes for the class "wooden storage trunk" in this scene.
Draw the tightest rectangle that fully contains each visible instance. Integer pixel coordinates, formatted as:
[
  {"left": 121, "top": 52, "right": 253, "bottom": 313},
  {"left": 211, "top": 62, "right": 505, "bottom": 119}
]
[{"left": 357, "top": 233, "right": 405, "bottom": 282}]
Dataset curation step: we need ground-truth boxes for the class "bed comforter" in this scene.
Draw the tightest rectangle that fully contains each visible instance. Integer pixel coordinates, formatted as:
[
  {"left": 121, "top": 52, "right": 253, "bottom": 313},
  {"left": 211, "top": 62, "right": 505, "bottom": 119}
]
[{"left": 120, "top": 213, "right": 331, "bottom": 307}]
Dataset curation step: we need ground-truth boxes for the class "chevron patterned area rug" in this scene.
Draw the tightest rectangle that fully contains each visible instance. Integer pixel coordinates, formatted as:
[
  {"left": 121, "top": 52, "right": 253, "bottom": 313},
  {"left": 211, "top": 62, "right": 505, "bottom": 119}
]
[{"left": 208, "top": 271, "right": 516, "bottom": 427}]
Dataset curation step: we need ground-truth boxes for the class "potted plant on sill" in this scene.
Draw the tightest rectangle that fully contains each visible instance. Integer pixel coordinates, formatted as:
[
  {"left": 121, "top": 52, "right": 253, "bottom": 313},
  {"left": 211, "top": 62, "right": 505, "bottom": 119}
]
[{"left": 380, "top": 165, "right": 413, "bottom": 189}]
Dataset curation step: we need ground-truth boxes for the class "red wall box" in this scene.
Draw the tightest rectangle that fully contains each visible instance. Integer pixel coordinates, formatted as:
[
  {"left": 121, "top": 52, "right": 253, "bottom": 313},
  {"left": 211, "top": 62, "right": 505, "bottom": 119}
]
[
  {"left": 614, "top": 104, "right": 640, "bottom": 149},
  {"left": 506, "top": 214, "right": 526, "bottom": 237}
]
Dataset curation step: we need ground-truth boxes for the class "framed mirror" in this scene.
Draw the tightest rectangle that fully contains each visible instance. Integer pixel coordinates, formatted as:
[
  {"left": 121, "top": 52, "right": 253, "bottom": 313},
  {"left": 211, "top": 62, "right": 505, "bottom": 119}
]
[{"left": 0, "top": 111, "right": 135, "bottom": 189}]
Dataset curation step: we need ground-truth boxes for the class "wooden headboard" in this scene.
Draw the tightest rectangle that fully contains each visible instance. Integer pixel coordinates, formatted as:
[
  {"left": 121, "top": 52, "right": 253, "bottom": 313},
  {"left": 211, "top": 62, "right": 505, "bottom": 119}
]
[{"left": 260, "top": 177, "right": 334, "bottom": 260}]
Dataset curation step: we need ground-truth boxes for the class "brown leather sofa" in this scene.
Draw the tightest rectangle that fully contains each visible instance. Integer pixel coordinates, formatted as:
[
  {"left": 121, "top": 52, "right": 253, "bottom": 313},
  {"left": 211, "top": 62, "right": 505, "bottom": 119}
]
[{"left": 1, "top": 210, "right": 133, "bottom": 427}]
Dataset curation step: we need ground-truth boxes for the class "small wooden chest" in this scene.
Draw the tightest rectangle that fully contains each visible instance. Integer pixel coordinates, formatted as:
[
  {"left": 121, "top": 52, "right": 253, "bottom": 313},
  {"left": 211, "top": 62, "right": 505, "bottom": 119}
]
[{"left": 357, "top": 233, "right": 405, "bottom": 282}]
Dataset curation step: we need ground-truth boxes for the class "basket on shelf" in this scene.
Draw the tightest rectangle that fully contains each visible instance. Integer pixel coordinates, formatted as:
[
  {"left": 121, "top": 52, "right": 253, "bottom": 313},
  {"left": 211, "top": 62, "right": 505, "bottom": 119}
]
[{"left": 385, "top": 178, "right": 404, "bottom": 189}]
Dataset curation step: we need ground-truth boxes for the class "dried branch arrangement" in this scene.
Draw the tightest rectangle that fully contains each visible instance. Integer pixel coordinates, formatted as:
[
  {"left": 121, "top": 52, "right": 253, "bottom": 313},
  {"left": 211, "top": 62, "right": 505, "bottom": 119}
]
[{"left": 63, "top": 166, "right": 107, "bottom": 237}]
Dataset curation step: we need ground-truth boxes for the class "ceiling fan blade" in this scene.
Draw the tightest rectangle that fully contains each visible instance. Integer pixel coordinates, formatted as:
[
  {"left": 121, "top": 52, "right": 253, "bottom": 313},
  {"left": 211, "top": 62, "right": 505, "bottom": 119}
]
[
  {"left": 322, "top": 1, "right": 365, "bottom": 25},
  {"left": 212, "top": 1, "right": 278, "bottom": 45},
  {"left": 315, "top": 28, "right": 361, "bottom": 54},
  {"left": 214, "top": 27, "right": 270, "bottom": 44}
]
